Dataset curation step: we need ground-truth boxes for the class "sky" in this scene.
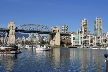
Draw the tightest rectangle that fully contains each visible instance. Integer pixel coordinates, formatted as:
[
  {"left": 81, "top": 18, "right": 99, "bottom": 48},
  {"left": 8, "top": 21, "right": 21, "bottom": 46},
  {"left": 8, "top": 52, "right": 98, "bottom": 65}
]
[{"left": 0, "top": 0, "right": 108, "bottom": 33}]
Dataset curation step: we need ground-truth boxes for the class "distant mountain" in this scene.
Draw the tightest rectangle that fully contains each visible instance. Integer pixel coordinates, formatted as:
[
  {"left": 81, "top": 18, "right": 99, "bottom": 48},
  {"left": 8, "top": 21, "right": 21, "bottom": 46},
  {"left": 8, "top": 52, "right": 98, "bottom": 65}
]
[{"left": 16, "top": 32, "right": 29, "bottom": 38}]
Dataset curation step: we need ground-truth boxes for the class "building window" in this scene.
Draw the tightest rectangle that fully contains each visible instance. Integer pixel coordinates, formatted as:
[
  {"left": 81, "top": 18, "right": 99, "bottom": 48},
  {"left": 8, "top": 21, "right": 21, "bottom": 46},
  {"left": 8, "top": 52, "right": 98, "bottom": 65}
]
[
  {"left": 58, "top": 30, "right": 59, "bottom": 32},
  {"left": 73, "top": 37, "right": 75, "bottom": 40}
]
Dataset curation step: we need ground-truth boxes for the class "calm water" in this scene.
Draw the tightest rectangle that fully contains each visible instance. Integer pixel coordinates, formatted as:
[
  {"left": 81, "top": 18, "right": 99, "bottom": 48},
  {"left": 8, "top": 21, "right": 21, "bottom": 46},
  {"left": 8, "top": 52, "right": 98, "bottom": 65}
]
[{"left": 0, "top": 48, "right": 107, "bottom": 72}]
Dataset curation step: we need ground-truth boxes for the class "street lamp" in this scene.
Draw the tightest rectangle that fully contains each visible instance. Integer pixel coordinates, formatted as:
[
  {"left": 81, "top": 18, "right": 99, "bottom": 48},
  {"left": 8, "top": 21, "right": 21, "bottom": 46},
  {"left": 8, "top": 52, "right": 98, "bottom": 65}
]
[{"left": 104, "top": 53, "right": 108, "bottom": 72}]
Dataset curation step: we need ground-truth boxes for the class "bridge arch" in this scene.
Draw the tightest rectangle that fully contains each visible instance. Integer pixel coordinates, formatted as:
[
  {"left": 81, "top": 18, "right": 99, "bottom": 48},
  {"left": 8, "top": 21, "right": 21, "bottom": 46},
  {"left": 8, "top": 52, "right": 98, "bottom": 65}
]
[{"left": 16, "top": 24, "right": 51, "bottom": 31}]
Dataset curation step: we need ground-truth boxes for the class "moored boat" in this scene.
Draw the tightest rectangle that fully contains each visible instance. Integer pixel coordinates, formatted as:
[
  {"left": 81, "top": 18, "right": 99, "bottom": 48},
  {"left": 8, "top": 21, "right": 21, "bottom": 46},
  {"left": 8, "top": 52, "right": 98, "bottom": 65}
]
[
  {"left": 105, "top": 47, "right": 108, "bottom": 50},
  {"left": 90, "top": 46, "right": 99, "bottom": 49},
  {"left": 36, "top": 45, "right": 51, "bottom": 51},
  {"left": 25, "top": 45, "right": 32, "bottom": 49},
  {"left": 0, "top": 45, "right": 21, "bottom": 54},
  {"left": 25, "top": 45, "right": 36, "bottom": 49}
]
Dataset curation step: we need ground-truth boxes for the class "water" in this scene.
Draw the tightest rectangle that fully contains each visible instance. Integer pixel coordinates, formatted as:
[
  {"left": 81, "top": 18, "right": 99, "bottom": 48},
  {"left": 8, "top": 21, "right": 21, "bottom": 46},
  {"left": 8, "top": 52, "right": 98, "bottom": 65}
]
[{"left": 0, "top": 48, "right": 107, "bottom": 72}]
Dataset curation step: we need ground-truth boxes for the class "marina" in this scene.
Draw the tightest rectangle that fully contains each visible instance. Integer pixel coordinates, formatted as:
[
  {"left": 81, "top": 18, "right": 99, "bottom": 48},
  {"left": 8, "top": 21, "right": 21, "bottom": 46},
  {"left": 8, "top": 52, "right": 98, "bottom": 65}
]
[
  {"left": 0, "top": 21, "right": 107, "bottom": 72},
  {"left": 0, "top": 0, "right": 108, "bottom": 72}
]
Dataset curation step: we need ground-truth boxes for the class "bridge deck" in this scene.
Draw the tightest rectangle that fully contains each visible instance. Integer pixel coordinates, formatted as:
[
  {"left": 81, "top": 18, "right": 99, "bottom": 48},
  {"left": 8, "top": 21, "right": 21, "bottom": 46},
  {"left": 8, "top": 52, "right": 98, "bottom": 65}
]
[{"left": 0, "top": 28, "right": 71, "bottom": 35}]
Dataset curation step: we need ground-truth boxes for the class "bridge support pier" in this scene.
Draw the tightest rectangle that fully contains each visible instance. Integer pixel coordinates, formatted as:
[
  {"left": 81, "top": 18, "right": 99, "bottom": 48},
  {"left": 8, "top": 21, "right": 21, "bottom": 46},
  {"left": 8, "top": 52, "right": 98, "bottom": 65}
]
[
  {"left": 7, "top": 22, "right": 16, "bottom": 45},
  {"left": 50, "top": 26, "right": 60, "bottom": 46}
]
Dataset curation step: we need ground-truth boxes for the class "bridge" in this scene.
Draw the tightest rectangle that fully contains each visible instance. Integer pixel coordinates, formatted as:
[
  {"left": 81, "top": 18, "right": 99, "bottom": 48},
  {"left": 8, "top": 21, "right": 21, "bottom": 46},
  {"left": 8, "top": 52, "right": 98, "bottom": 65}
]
[{"left": 0, "top": 22, "right": 71, "bottom": 46}]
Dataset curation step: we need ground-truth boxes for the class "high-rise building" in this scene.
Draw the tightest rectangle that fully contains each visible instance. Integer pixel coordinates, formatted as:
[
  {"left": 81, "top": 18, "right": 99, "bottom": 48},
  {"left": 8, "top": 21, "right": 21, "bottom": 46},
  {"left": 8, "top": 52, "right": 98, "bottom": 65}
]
[
  {"left": 61, "top": 24, "right": 71, "bottom": 40},
  {"left": 81, "top": 18, "right": 89, "bottom": 35},
  {"left": 94, "top": 17, "right": 102, "bottom": 37},
  {"left": 62, "top": 24, "right": 68, "bottom": 33}
]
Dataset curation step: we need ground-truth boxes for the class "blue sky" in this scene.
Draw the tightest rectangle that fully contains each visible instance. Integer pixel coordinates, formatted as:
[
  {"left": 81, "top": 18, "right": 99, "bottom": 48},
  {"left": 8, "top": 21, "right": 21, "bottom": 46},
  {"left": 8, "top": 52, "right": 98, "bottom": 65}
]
[{"left": 0, "top": 0, "right": 108, "bottom": 33}]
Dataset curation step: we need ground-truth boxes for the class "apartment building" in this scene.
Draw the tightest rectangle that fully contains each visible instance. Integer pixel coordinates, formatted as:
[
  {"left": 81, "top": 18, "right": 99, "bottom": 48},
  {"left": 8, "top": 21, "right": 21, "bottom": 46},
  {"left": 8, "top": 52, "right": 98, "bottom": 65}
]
[
  {"left": 71, "top": 31, "right": 97, "bottom": 47},
  {"left": 81, "top": 18, "right": 89, "bottom": 35},
  {"left": 71, "top": 32, "right": 81, "bottom": 46},
  {"left": 61, "top": 24, "right": 71, "bottom": 40},
  {"left": 94, "top": 17, "right": 102, "bottom": 37}
]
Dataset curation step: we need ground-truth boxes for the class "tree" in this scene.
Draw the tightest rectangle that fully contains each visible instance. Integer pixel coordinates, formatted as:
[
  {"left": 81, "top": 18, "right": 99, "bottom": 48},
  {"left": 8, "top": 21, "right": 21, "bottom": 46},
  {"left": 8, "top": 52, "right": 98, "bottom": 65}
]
[
  {"left": 66, "top": 42, "right": 69, "bottom": 45},
  {"left": 45, "top": 41, "right": 50, "bottom": 45},
  {"left": 60, "top": 40, "right": 64, "bottom": 47},
  {"left": 22, "top": 41, "right": 24, "bottom": 45},
  {"left": 60, "top": 40, "right": 65, "bottom": 45},
  {"left": 41, "top": 41, "right": 46, "bottom": 44},
  {"left": 25, "top": 40, "right": 29, "bottom": 45}
]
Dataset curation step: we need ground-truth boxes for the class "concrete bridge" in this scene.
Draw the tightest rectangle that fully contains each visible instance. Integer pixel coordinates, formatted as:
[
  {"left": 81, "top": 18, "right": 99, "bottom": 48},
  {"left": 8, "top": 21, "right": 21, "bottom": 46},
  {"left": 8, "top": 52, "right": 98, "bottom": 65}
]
[{"left": 0, "top": 22, "right": 70, "bottom": 46}]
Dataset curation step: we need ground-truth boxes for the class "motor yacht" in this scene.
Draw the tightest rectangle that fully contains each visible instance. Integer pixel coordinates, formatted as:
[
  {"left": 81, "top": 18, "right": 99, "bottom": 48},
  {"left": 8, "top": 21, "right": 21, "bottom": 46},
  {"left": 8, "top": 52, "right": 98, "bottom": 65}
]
[
  {"left": 36, "top": 45, "right": 51, "bottom": 51},
  {"left": 0, "top": 45, "right": 21, "bottom": 54}
]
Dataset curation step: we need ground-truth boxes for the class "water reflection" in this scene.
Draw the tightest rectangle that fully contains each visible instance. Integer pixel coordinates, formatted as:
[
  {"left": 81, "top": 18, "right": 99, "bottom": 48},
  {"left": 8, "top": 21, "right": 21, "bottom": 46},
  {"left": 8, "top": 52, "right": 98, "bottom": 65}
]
[
  {"left": 69, "top": 49, "right": 106, "bottom": 72},
  {"left": 0, "top": 54, "right": 16, "bottom": 72},
  {"left": 53, "top": 48, "right": 60, "bottom": 68},
  {"left": 0, "top": 48, "right": 107, "bottom": 72}
]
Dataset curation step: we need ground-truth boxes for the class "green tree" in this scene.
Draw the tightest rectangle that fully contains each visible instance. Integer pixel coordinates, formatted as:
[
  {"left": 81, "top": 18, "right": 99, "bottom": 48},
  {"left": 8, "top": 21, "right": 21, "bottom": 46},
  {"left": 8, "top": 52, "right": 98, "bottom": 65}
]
[
  {"left": 22, "top": 41, "right": 24, "bottom": 45},
  {"left": 25, "top": 40, "right": 29, "bottom": 45},
  {"left": 41, "top": 41, "right": 46, "bottom": 44},
  {"left": 66, "top": 42, "right": 69, "bottom": 45},
  {"left": 60, "top": 40, "right": 65, "bottom": 45}
]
